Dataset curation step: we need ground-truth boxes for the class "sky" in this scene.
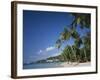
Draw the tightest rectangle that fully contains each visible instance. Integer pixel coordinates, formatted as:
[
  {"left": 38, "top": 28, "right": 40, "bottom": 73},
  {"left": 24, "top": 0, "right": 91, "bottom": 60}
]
[{"left": 23, "top": 10, "right": 90, "bottom": 63}]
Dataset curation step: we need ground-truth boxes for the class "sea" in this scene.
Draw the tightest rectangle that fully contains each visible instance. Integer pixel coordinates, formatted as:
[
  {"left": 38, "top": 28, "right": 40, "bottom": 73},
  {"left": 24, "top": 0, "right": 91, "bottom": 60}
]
[{"left": 23, "top": 62, "right": 63, "bottom": 69}]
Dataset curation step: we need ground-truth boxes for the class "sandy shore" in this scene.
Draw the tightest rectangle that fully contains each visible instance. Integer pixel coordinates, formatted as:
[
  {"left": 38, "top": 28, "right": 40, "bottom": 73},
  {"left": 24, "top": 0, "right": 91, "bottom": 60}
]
[{"left": 60, "top": 62, "right": 91, "bottom": 67}]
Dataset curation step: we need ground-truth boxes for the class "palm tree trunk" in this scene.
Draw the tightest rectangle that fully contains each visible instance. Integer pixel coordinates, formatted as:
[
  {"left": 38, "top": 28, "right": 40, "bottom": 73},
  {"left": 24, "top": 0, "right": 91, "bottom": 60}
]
[
  {"left": 71, "top": 46, "right": 77, "bottom": 62},
  {"left": 84, "top": 49, "right": 87, "bottom": 62}
]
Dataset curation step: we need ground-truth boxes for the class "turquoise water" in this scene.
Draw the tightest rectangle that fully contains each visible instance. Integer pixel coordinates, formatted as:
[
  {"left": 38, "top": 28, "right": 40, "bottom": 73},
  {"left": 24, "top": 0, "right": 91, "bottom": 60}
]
[{"left": 23, "top": 62, "right": 63, "bottom": 69}]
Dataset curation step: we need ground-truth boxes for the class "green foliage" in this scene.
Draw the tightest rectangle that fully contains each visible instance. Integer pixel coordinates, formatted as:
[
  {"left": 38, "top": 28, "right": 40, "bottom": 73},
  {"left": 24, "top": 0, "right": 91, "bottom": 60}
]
[
  {"left": 56, "top": 13, "right": 91, "bottom": 63},
  {"left": 60, "top": 28, "right": 71, "bottom": 40},
  {"left": 56, "top": 39, "right": 62, "bottom": 49},
  {"left": 75, "top": 38, "right": 82, "bottom": 48},
  {"left": 71, "top": 28, "right": 79, "bottom": 39}
]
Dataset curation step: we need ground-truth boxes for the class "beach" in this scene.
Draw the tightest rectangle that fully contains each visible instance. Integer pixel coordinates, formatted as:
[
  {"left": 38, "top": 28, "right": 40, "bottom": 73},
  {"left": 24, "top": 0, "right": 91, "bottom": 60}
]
[
  {"left": 60, "top": 62, "right": 91, "bottom": 67},
  {"left": 23, "top": 62, "right": 91, "bottom": 69}
]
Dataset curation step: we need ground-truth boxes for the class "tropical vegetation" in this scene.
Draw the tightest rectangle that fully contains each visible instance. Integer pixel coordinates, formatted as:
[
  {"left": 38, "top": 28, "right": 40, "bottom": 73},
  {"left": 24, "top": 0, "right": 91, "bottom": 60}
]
[{"left": 56, "top": 13, "right": 91, "bottom": 63}]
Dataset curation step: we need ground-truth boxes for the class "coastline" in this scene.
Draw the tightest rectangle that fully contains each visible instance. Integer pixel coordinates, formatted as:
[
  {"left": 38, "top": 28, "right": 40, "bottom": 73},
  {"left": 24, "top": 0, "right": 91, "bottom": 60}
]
[
  {"left": 60, "top": 62, "right": 91, "bottom": 67},
  {"left": 23, "top": 61, "right": 91, "bottom": 69}
]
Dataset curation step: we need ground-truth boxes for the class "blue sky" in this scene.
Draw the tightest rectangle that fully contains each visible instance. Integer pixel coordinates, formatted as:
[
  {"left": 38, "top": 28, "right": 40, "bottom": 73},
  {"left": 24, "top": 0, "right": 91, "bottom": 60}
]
[{"left": 23, "top": 10, "right": 90, "bottom": 63}]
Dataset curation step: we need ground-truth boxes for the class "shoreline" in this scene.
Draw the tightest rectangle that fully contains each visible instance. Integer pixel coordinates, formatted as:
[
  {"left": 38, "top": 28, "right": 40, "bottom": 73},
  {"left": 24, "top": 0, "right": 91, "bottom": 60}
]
[
  {"left": 60, "top": 62, "right": 91, "bottom": 67},
  {"left": 23, "top": 62, "right": 91, "bottom": 69}
]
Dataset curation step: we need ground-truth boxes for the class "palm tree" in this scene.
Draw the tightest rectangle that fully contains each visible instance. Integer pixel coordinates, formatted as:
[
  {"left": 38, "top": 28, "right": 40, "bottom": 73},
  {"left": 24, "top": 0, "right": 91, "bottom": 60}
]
[
  {"left": 71, "top": 45, "right": 77, "bottom": 62},
  {"left": 56, "top": 13, "right": 91, "bottom": 63},
  {"left": 82, "top": 32, "right": 91, "bottom": 62},
  {"left": 61, "top": 46, "right": 70, "bottom": 63}
]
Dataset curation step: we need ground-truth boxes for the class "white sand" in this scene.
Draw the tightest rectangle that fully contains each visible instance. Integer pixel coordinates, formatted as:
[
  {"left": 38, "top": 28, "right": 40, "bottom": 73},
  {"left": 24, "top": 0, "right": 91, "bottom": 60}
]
[{"left": 60, "top": 62, "right": 91, "bottom": 67}]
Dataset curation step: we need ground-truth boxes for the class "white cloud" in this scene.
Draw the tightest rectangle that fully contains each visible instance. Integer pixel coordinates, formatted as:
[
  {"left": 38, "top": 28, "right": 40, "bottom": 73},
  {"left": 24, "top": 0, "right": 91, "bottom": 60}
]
[
  {"left": 37, "top": 46, "right": 55, "bottom": 55},
  {"left": 38, "top": 50, "right": 43, "bottom": 54},
  {"left": 46, "top": 46, "right": 55, "bottom": 51}
]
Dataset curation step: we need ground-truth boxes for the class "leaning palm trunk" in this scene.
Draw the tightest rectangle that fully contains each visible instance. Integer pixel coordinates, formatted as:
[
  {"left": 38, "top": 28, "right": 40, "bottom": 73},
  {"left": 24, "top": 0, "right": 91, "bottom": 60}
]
[
  {"left": 75, "top": 51, "right": 81, "bottom": 65},
  {"left": 71, "top": 46, "right": 77, "bottom": 62},
  {"left": 60, "top": 48, "right": 67, "bottom": 62},
  {"left": 68, "top": 47, "right": 73, "bottom": 64},
  {"left": 71, "top": 46, "right": 81, "bottom": 65},
  {"left": 62, "top": 53, "right": 67, "bottom": 61},
  {"left": 83, "top": 48, "right": 88, "bottom": 62},
  {"left": 66, "top": 48, "right": 70, "bottom": 64}
]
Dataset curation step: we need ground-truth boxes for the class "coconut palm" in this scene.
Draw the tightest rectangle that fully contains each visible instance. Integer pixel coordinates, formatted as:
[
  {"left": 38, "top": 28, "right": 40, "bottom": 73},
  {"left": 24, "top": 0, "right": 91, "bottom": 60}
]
[
  {"left": 56, "top": 13, "right": 91, "bottom": 63},
  {"left": 82, "top": 32, "right": 91, "bottom": 62},
  {"left": 71, "top": 45, "right": 78, "bottom": 62}
]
